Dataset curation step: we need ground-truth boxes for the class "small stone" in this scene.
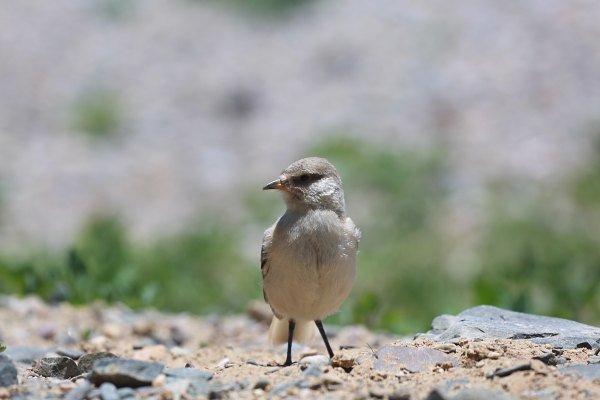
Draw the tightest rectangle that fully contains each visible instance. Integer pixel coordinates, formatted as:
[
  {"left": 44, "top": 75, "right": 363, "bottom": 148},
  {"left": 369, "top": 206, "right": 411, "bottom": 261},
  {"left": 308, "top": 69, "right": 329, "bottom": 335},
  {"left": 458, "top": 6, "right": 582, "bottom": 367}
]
[
  {"left": 299, "top": 355, "right": 330, "bottom": 368},
  {"left": 77, "top": 352, "right": 117, "bottom": 373},
  {"left": 56, "top": 348, "right": 85, "bottom": 360},
  {"left": 0, "top": 355, "right": 18, "bottom": 387},
  {"left": 117, "top": 387, "right": 136, "bottom": 398},
  {"left": 164, "top": 367, "right": 213, "bottom": 381},
  {"left": 434, "top": 343, "right": 458, "bottom": 353},
  {"left": 102, "top": 324, "right": 123, "bottom": 339},
  {"left": 0, "top": 388, "right": 10, "bottom": 399},
  {"left": 64, "top": 381, "right": 92, "bottom": 400},
  {"left": 90, "top": 358, "right": 164, "bottom": 387},
  {"left": 3, "top": 346, "right": 47, "bottom": 364},
  {"left": 486, "top": 363, "right": 532, "bottom": 378},
  {"left": 170, "top": 346, "right": 191, "bottom": 357},
  {"left": 253, "top": 379, "right": 270, "bottom": 390},
  {"left": 132, "top": 320, "right": 155, "bottom": 336},
  {"left": 216, "top": 357, "right": 231, "bottom": 369},
  {"left": 559, "top": 363, "right": 600, "bottom": 380},
  {"left": 33, "top": 357, "right": 81, "bottom": 379},
  {"left": 99, "top": 382, "right": 119, "bottom": 400},
  {"left": 487, "top": 351, "right": 501, "bottom": 359},
  {"left": 303, "top": 365, "right": 322, "bottom": 377},
  {"left": 331, "top": 353, "right": 355, "bottom": 371},
  {"left": 389, "top": 389, "right": 411, "bottom": 400},
  {"left": 374, "top": 346, "right": 459, "bottom": 373},
  {"left": 152, "top": 373, "right": 166, "bottom": 387}
]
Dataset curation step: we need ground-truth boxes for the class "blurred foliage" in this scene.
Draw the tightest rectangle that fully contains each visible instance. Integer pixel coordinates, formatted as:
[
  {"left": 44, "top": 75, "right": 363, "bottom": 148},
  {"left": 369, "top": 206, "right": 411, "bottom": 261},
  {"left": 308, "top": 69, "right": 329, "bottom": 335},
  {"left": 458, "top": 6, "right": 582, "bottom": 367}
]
[
  {"left": 0, "top": 215, "right": 257, "bottom": 315},
  {"left": 0, "top": 342, "right": 5, "bottom": 353},
  {"left": 1, "top": 135, "right": 600, "bottom": 334},
  {"left": 201, "top": 0, "right": 314, "bottom": 17},
  {"left": 72, "top": 88, "right": 122, "bottom": 139},
  {"left": 474, "top": 137, "right": 600, "bottom": 323}
]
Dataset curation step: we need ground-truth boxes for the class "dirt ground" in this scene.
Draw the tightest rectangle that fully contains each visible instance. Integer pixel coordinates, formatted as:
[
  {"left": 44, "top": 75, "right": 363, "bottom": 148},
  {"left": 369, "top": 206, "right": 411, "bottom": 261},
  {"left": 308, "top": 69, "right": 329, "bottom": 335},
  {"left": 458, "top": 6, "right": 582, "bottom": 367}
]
[{"left": 0, "top": 297, "right": 598, "bottom": 399}]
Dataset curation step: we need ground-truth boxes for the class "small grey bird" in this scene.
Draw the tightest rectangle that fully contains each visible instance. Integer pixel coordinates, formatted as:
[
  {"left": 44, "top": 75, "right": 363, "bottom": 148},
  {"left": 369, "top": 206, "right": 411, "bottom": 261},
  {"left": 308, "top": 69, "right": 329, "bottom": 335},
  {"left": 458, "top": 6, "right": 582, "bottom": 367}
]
[{"left": 261, "top": 157, "right": 360, "bottom": 366}]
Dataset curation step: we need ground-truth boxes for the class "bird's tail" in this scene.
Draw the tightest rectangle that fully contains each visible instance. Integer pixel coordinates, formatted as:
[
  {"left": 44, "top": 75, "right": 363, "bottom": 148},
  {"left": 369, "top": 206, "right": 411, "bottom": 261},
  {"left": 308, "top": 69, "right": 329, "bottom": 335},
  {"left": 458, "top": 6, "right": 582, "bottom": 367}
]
[{"left": 268, "top": 317, "right": 315, "bottom": 345}]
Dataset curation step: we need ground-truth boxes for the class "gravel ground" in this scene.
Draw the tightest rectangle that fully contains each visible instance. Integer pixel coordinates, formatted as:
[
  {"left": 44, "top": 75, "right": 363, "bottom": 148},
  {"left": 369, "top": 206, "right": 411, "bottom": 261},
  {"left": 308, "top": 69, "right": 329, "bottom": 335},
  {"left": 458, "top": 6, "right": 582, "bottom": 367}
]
[
  {"left": 2, "top": 0, "right": 600, "bottom": 250},
  {"left": 1, "top": 296, "right": 599, "bottom": 399}
]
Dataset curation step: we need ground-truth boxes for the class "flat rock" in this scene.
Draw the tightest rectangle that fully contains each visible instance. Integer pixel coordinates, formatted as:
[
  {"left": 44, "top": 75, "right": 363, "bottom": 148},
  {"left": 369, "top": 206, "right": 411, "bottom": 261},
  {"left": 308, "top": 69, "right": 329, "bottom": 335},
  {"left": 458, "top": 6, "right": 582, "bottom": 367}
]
[
  {"left": 559, "top": 364, "right": 600, "bottom": 380},
  {"left": 0, "top": 355, "right": 18, "bottom": 387},
  {"left": 423, "top": 306, "right": 600, "bottom": 349},
  {"left": 299, "top": 355, "right": 330, "bottom": 368},
  {"left": 164, "top": 367, "right": 213, "bottom": 381},
  {"left": 374, "top": 346, "right": 459, "bottom": 373},
  {"left": 77, "top": 352, "right": 117, "bottom": 373},
  {"left": 90, "top": 358, "right": 164, "bottom": 388},
  {"left": 32, "top": 357, "right": 81, "bottom": 379},
  {"left": 3, "top": 346, "right": 48, "bottom": 364}
]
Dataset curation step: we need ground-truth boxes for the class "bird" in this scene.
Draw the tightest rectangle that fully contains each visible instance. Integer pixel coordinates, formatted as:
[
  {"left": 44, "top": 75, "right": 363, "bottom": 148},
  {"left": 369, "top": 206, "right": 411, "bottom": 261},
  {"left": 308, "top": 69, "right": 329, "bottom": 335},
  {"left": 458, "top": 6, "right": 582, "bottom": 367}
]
[{"left": 261, "top": 157, "right": 360, "bottom": 366}]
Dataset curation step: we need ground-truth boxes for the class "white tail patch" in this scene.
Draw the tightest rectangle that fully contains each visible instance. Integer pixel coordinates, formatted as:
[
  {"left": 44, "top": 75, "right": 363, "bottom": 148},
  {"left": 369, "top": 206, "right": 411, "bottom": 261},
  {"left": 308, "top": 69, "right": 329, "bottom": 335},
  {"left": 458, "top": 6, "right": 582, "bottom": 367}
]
[{"left": 268, "top": 317, "right": 315, "bottom": 345}]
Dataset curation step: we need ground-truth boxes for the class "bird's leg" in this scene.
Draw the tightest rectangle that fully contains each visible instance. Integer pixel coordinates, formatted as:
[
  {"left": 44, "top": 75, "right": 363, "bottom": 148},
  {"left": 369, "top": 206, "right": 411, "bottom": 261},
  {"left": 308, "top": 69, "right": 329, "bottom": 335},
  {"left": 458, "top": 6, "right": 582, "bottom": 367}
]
[
  {"left": 315, "top": 320, "right": 334, "bottom": 359},
  {"left": 283, "top": 319, "right": 295, "bottom": 366}
]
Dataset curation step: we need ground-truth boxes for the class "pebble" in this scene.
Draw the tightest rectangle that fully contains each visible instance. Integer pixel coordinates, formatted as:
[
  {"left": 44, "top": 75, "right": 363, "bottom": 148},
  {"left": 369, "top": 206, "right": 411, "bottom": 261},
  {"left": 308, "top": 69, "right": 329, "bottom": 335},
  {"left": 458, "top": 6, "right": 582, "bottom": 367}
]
[
  {"left": 77, "top": 352, "right": 118, "bottom": 373},
  {"left": 0, "top": 356, "right": 18, "bottom": 387},
  {"left": 56, "top": 348, "right": 85, "bottom": 360},
  {"left": 299, "top": 355, "right": 330, "bottom": 368},
  {"left": 32, "top": 357, "right": 81, "bottom": 379},
  {"left": 90, "top": 358, "right": 164, "bottom": 387},
  {"left": 64, "top": 381, "right": 92, "bottom": 400},
  {"left": 99, "top": 382, "right": 119, "bottom": 400}
]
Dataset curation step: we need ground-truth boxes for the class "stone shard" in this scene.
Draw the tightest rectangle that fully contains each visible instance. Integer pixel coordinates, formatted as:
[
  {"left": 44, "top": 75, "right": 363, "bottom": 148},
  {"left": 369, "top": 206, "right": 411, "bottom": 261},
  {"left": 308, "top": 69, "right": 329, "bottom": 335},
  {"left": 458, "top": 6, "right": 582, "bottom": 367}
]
[
  {"left": 423, "top": 306, "right": 600, "bottom": 349},
  {"left": 90, "top": 358, "right": 164, "bottom": 388},
  {"left": 374, "top": 346, "right": 459, "bottom": 373},
  {"left": 32, "top": 357, "right": 81, "bottom": 379},
  {"left": 0, "top": 355, "right": 18, "bottom": 387}
]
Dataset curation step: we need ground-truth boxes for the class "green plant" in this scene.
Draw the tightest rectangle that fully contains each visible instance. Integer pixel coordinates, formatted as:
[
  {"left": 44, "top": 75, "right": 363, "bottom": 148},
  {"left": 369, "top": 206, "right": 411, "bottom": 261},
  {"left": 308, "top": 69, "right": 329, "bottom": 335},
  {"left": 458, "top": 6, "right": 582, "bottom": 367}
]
[{"left": 72, "top": 88, "right": 122, "bottom": 139}]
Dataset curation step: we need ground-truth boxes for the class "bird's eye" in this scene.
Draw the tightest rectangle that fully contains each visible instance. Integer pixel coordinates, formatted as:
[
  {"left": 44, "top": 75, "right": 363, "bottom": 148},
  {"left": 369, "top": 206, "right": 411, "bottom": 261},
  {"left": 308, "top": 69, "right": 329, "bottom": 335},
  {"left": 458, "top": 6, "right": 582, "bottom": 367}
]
[{"left": 299, "top": 174, "right": 310, "bottom": 182}]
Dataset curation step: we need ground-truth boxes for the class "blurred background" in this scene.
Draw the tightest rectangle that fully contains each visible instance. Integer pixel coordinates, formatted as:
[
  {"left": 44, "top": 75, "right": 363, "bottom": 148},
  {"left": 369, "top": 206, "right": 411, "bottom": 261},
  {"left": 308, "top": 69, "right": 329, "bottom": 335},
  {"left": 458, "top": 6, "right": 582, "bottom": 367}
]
[{"left": 1, "top": 0, "right": 600, "bottom": 334}]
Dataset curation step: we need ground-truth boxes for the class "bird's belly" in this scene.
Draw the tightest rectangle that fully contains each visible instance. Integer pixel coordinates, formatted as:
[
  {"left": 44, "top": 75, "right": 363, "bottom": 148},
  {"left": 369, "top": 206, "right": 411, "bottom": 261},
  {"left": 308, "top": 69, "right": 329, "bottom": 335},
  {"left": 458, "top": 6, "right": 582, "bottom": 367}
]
[{"left": 264, "top": 247, "right": 356, "bottom": 321}]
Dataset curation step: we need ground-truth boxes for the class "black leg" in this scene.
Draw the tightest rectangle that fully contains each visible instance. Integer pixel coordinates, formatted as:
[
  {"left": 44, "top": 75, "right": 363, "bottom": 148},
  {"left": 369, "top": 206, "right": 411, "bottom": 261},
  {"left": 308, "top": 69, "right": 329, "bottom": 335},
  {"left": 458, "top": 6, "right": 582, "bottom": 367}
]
[
  {"left": 283, "top": 319, "right": 295, "bottom": 366},
  {"left": 315, "top": 320, "right": 334, "bottom": 359}
]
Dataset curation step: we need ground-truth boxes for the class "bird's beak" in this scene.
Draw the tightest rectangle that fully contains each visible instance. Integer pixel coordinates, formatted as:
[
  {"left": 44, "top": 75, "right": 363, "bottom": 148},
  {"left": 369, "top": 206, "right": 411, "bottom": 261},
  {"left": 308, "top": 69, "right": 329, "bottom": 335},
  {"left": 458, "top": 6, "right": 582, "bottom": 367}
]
[{"left": 263, "top": 177, "right": 285, "bottom": 190}]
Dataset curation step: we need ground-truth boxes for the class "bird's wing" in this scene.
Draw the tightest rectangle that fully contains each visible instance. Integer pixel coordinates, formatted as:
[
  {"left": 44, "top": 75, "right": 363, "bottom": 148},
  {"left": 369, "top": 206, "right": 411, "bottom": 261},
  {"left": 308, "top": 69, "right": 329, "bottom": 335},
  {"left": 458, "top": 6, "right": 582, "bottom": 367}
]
[
  {"left": 345, "top": 217, "right": 361, "bottom": 248},
  {"left": 260, "top": 224, "right": 275, "bottom": 280}
]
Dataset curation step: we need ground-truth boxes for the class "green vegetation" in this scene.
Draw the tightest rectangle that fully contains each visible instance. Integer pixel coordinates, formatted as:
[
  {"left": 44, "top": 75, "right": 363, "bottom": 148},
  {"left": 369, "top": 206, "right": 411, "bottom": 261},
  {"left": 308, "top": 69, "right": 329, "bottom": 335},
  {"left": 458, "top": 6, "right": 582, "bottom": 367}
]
[
  {"left": 0, "top": 135, "right": 599, "bottom": 333},
  {"left": 201, "top": 0, "right": 314, "bottom": 17},
  {"left": 0, "top": 216, "right": 256, "bottom": 315},
  {"left": 72, "top": 88, "right": 122, "bottom": 139},
  {"left": 0, "top": 342, "right": 5, "bottom": 353}
]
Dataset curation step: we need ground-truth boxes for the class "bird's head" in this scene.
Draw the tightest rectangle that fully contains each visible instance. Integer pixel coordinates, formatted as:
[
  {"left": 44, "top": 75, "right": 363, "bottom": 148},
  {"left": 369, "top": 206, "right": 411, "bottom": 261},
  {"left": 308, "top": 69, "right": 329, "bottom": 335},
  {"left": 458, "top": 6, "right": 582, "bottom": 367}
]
[{"left": 263, "top": 157, "right": 346, "bottom": 216}]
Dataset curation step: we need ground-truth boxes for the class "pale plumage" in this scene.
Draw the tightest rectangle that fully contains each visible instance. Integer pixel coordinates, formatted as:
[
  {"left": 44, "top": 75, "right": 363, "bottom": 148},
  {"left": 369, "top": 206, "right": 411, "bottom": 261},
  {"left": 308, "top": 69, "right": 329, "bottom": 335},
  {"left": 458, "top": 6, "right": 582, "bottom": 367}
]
[{"left": 261, "top": 157, "right": 360, "bottom": 365}]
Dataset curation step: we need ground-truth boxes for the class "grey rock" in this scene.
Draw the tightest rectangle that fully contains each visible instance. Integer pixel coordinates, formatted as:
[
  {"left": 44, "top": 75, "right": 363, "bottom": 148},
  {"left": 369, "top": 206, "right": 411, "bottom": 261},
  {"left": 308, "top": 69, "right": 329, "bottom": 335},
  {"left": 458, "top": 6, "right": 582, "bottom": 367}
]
[
  {"left": 374, "top": 346, "right": 459, "bottom": 373},
  {"left": 56, "top": 348, "right": 84, "bottom": 360},
  {"left": 450, "top": 387, "right": 516, "bottom": 400},
  {"left": 299, "top": 355, "right": 330, "bottom": 368},
  {"left": 589, "top": 355, "right": 600, "bottom": 364},
  {"left": 253, "top": 379, "right": 270, "bottom": 390},
  {"left": 99, "top": 382, "right": 119, "bottom": 400},
  {"left": 424, "top": 306, "right": 600, "bottom": 350},
  {"left": 208, "top": 381, "right": 247, "bottom": 399},
  {"left": 3, "top": 346, "right": 48, "bottom": 364},
  {"left": 559, "top": 363, "right": 600, "bottom": 380},
  {"left": 164, "top": 367, "right": 213, "bottom": 381},
  {"left": 77, "top": 352, "right": 117, "bottom": 373},
  {"left": 64, "top": 381, "right": 92, "bottom": 400},
  {"left": 486, "top": 363, "right": 532, "bottom": 378},
  {"left": 90, "top": 358, "right": 164, "bottom": 387},
  {"left": 32, "top": 357, "right": 81, "bottom": 379},
  {"left": 303, "top": 365, "right": 322, "bottom": 377},
  {"left": 533, "top": 352, "right": 564, "bottom": 366},
  {"left": 0, "top": 355, "right": 18, "bottom": 387},
  {"left": 117, "top": 387, "right": 136, "bottom": 398}
]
